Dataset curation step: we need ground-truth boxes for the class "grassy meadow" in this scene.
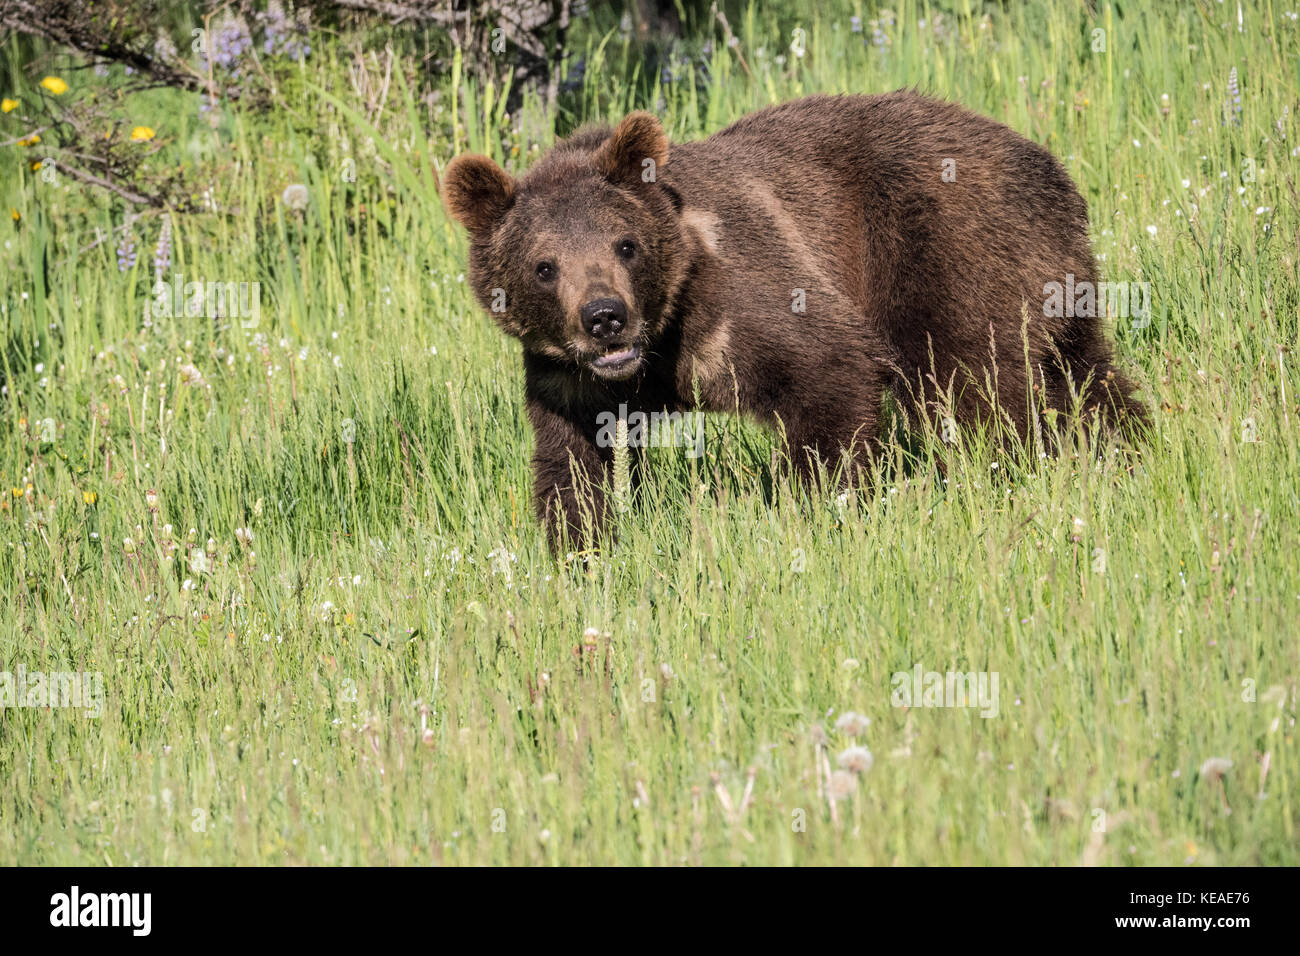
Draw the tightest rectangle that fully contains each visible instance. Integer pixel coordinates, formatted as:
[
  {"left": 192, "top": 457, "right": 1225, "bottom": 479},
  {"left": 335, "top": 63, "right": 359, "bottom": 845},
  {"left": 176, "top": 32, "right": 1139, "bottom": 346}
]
[{"left": 1, "top": 1, "right": 1298, "bottom": 865}]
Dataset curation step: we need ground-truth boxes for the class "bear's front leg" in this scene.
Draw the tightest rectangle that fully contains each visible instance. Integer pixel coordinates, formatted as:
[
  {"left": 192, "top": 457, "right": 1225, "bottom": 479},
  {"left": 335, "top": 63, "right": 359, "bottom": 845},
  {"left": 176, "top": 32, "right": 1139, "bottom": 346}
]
[
  {"left": 527, "top": 396, "right": 612, "bottom": 552},
  {"left": 781, "top": 359, "right": 889, "bottom": 493}
]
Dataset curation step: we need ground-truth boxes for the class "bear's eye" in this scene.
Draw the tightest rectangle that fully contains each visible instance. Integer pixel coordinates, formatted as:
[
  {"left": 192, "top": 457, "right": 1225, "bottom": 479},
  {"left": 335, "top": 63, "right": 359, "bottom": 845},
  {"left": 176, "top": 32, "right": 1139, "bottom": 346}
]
[
  {"left": 535, "top": 261, "right": 556, "bottom": 283},
  {"left": 616, "top": 239, "right": 636, "bottom": 261}
]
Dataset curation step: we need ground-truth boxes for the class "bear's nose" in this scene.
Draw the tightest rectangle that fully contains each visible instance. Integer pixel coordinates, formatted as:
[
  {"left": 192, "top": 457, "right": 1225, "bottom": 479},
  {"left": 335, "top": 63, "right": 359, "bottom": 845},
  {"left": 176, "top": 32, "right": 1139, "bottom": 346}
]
[{"left": 579, "top": 297, "right": 626, "bottom": 340}]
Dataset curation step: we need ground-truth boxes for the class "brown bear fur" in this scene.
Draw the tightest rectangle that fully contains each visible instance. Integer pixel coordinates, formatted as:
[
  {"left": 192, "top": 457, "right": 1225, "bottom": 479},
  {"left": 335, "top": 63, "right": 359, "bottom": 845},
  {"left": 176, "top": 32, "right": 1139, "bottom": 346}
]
[{"left": 442, "top": 91, "right": 1148, "bottom": 549}]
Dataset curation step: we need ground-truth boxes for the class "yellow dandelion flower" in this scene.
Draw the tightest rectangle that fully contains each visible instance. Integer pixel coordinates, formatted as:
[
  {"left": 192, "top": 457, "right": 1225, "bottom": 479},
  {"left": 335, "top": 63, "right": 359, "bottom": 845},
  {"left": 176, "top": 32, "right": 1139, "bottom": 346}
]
[
  {"left": 40, "top": 76, "right": 69, "bottom": 95},
  {"left": 1, "top": 98, "right": 18, "bottom": 113},
  {"left": 29, "top": 161, "right": 41, "bottom": 171},
  {"left": 82, "top": 490, "right": 98, "bottom": 505},
  {"left": 10, "top": 208, "right": 19, "bottom": 222},
  {"left": 130, "top": 126, "right": 155, "bottom": 142},
  {"left": 10, "top": 487, "right": 21, "bottom": 498},
  {"left": 17, "top": 133, "right": 39, "bottom": 147}
]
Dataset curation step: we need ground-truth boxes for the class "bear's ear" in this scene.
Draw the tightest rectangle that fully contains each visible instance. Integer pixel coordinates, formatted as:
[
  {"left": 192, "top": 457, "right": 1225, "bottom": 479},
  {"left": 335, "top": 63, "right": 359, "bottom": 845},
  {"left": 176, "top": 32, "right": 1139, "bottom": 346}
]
[
  {"left": 593, "top": 111, "right": 669, "bottom": 188},
  {"left": 441, "top": 154, "right": 515, "bottom": 234}
]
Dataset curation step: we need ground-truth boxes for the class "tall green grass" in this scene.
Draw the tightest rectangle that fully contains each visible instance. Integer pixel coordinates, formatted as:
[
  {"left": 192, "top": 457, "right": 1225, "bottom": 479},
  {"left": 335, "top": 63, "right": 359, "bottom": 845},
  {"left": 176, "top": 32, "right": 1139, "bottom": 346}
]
[{"left": 0, "top": 1, "right": 1297, "bottom": 864}]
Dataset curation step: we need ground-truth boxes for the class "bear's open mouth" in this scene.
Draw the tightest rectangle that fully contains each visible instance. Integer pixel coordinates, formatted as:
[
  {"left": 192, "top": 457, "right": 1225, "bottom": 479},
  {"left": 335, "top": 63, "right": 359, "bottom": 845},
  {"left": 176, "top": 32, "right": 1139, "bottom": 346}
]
[{"left": 590, "top": 345, "right": 641, "bottom": 372}]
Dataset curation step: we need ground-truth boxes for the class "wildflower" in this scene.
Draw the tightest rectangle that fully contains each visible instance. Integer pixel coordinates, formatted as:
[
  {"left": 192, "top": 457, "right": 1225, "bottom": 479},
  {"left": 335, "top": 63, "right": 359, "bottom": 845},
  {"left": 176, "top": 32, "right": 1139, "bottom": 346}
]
[
  {"left": 1, "top": 98, "right": 17, "bottom": 112},
  {"left": 82, "top": 490, "right": 97, "bottom": 505},
  {"left": 145, "top": 488, "right": 159, "bottom": 511},
  {"left": 130, "top": 126, "right": 155, "bottom": 142},
  {"left": 177, "top": 363, "right": 206, "bottom": 387},
  {"left": 235, "top": 527, "right": 253, "bottom": 548},
  {"left": 9, "top": 208, "right": 18, "bottom": 221},
  {"left": 116, "top": 232, "right": 136, "bottom": 272},
  {"left": 834, "top": 711, "right": 871, "bottom": 736},
  {"left": 259, "top": 1, "right": 312, "bottom": 61},
  {"left": 206, "top": 15, "right": 253, "bottom": 72},
  {"left": 153, "top": 31, "right": 178, "bottom": 63},
  {"left": 153, "top": 213, "right": 172, "bottom": 280},
  {"left": 282, "top": 183, "right": 309, "bottom": 210},
  {"left": 16, "top": 133, "right": 39, "bottom": 147},
  {"left": 1224, "top": 67, "right": 1241, "bottom": 126},
  {"left": 40, "top": 76, "right": 68, "bottom": 95},
  {"left": 123, "top": 537, "right": 136, "bottom": 555},
  {"left": 837, "top": 746, "right": 874, "bottom": 774},
  {"left": 827, "top": 770, "right": 858, "bottom": 800}
]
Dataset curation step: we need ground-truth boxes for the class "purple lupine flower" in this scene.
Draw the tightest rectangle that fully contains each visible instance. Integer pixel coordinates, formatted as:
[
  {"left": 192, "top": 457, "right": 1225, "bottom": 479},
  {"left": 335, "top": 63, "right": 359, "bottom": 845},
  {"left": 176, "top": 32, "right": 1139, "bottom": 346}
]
[
  {"left": 850, "top": 15, "right": 862, "bottom": 33},
  {"left": 153, "top": 214, "right": 172, "bottom": 280},
  {"left": 1224, "top": 67, "right": 1242, "bottom": 126},
  {"left": 261, "top": 1, "right": 289, "bottom": 55},
  {"left": 200, "top": 15, "right": 253, "bottom": 79},
  {"left": 117, "top": 232, "right": 137, "bottom": 272},
  {"left": 258, "top": 2, "right": 311, "bottom": 62},
  {"left": 154, "top": 32, "right": 178, "bottom": 63}
]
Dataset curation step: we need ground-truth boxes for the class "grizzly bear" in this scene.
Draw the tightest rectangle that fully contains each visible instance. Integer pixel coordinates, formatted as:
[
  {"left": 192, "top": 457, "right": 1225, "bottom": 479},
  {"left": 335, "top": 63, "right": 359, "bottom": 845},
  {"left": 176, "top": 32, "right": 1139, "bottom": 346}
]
[{"left": 442, "top": 91, "right": 1147, "bottom": 549}]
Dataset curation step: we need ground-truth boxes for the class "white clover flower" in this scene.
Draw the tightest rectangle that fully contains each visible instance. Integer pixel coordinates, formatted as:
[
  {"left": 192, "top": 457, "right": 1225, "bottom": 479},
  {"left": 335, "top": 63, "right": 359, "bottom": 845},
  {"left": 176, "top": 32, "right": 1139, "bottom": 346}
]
[{"left": 178, "top": 363, "right": 206, "bottom": 387}]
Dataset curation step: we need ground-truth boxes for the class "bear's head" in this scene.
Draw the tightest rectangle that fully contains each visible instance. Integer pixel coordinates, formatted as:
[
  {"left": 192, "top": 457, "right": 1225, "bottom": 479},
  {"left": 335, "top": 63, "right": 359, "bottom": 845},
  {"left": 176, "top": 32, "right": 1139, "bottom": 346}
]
[{"left": 441, "top": 112, "right": 687, "bottom": 381}]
